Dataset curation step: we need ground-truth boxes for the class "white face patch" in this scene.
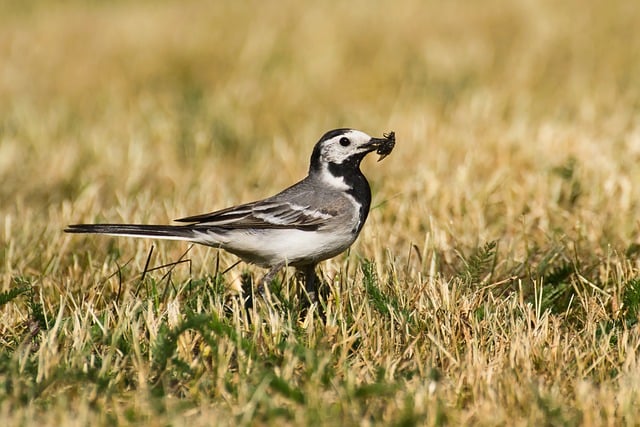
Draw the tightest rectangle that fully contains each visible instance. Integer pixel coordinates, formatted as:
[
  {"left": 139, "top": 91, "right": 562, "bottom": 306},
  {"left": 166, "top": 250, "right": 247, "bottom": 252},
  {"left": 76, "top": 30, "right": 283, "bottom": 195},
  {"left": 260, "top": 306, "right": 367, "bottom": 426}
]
[{"left": 320, "top": 130, "right": 373, "bottom": 164}]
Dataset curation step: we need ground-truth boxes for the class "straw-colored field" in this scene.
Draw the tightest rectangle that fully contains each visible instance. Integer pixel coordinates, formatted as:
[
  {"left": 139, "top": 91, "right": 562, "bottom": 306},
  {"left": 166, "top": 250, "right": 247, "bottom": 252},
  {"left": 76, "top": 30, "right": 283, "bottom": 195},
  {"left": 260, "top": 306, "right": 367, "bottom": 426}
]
[{"left": 2, "top": 0, "right": 640, "bottom": 425}]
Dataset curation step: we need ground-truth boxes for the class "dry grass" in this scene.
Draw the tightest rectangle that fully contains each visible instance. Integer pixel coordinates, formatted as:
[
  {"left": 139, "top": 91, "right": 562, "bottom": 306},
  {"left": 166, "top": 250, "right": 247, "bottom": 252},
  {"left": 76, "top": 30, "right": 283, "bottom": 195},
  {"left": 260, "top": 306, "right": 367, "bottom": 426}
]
[{"left": 2, "top": 0, "right": 640, "bottom": 425}]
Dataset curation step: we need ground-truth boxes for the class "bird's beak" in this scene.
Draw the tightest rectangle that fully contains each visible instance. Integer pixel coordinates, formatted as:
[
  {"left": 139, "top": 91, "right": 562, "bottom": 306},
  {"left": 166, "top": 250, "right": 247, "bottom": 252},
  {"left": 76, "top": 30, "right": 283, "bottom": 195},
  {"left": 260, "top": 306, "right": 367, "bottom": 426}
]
[{"left": 363, "top": 131, "right": 396, "bottom": 161}]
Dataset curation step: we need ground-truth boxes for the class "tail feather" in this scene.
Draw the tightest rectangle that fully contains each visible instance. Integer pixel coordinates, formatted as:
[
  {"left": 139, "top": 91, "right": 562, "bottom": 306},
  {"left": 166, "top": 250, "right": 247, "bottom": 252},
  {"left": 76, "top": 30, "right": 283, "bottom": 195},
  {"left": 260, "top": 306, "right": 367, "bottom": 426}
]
[{"left": 64, "top": 224, "right": 198, "bottom": 241}]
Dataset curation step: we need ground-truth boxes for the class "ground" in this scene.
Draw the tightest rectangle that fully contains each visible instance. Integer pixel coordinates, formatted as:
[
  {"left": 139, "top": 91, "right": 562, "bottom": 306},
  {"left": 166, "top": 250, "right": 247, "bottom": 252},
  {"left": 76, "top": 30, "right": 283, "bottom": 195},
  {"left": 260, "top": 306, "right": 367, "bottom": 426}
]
[{"left": 1, "top": 0, "right": 640, "bottom": 425}]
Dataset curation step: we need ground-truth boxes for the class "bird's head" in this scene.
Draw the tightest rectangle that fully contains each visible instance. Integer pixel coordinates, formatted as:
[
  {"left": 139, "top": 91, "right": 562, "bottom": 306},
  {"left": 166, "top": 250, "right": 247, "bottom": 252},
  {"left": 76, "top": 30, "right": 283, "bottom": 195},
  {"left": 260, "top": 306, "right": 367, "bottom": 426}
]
[{"left": 309, "top": 129, "right": 395, "bottom": 174}]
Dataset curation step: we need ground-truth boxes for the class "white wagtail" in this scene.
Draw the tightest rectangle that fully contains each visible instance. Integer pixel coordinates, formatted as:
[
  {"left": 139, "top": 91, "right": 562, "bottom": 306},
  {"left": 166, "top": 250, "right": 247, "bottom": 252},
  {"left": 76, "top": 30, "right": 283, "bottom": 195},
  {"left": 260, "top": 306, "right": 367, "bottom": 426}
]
[{"left": 66, "top": 128, "right": 395, "bottom": 303}]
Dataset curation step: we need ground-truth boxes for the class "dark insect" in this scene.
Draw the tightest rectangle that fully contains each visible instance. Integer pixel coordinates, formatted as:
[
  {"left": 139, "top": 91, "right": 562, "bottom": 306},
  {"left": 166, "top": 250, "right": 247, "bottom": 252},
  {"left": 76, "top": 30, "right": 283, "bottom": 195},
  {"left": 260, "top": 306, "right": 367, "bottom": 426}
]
[{"left": 377, "top": 131, "right": 396, "bottom": 161}]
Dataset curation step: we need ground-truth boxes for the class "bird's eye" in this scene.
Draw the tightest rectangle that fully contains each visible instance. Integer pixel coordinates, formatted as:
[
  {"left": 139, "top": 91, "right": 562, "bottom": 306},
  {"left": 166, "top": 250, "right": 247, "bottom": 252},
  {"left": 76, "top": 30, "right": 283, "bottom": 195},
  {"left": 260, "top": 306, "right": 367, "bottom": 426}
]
[{"left": 339, "top": 137, "right": 351, "bottom": 147}]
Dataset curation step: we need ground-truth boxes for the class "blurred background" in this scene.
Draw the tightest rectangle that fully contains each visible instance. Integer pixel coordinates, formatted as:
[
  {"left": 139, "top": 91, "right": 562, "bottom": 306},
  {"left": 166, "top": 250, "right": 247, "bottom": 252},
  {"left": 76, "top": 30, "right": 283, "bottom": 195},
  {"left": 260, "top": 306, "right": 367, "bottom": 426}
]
[
  {"left": 4, "top": 2, "right": 640, "bottom": 423},
  {"left": 1, "top": 0, "right": 640, "bottom": 275}
]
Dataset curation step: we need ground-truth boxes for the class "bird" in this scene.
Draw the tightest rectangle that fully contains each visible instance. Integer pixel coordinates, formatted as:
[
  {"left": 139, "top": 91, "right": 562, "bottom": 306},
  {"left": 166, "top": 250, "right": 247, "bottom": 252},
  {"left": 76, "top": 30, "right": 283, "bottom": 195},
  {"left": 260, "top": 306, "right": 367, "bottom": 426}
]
[{"left": 66, "top": 128, "right": 395, "bottom": 305}]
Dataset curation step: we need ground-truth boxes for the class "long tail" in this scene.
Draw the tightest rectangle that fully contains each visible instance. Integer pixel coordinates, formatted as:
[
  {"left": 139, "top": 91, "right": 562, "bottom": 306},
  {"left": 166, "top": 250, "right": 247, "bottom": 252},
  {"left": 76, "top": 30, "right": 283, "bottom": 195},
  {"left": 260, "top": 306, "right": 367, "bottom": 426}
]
[{"left": 65, "top": 223, "right": 199, "bottom": 242}]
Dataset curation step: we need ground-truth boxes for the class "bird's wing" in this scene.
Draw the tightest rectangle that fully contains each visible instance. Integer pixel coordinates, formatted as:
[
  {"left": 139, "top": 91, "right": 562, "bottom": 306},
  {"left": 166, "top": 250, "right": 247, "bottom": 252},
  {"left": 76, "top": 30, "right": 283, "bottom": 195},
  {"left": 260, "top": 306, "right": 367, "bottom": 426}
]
[{"left": 174, "top": 198, "right": 337, "bottom": 231}]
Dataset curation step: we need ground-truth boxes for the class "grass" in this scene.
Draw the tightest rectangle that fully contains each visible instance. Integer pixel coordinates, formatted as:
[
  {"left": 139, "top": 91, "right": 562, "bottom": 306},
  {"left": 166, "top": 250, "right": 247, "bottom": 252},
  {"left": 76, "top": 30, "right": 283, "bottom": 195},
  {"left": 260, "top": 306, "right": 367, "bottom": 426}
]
[{"left": 2, "top": 0, "right": 640, "bottom": 424}]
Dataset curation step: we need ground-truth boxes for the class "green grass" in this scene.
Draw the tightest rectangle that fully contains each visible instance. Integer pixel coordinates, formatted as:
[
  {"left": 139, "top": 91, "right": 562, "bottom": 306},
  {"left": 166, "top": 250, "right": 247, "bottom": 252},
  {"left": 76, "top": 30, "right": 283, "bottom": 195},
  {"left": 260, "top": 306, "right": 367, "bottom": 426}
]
[{"left": 2, "top": 0, "right": 640, "bottom": 424}]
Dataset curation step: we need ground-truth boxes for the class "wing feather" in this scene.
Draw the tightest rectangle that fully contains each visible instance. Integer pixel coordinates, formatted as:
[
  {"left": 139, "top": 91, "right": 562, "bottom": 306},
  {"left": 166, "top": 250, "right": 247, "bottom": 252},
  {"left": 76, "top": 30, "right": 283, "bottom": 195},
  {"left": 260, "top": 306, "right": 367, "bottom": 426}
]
[{"left": 175, "top": 199, "right": 335, "bottom": 230}]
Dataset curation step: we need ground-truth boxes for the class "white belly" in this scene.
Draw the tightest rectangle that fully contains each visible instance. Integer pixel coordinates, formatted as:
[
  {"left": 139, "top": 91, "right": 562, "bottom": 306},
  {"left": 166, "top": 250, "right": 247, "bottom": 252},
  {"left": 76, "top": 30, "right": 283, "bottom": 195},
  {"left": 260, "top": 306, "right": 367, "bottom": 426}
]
[{"left": 193, "top": 228, "right": 357, "bottom": 267}]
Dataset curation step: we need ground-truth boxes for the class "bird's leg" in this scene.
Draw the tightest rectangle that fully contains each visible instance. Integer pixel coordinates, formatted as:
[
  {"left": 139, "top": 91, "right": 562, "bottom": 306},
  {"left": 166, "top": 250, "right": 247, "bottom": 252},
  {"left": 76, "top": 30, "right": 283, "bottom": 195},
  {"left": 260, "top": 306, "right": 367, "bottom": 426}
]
[
  {"left": 256, "top": 262, "right": 285, "bottom": 298},
  {"left": 244, "top": 262, "right": 284, "bottom": 311},
  {"left": 300, "top": 264, "right": 320, "bottom": 304},
  {"left": 298, "top": 264, "right": 326, "bottom": 321}
]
